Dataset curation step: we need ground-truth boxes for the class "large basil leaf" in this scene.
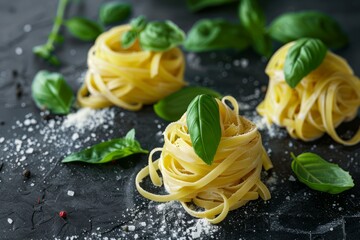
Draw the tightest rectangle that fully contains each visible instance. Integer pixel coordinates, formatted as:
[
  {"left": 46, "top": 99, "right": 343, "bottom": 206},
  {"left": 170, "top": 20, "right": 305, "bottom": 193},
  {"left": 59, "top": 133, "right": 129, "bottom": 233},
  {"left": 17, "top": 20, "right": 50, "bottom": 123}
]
[
  {"left": 32, "top": 70, "right": 74, "bottom": 114},
  {"left": 186, "top": 95, "right": 221, "bottom": 165},
  {"left": 284, "top": 38, "right": 327, "bottom": 88},
  {"left": 99, "top": 1, "right": 131, "bottom": 25},
  {"left": 186, "top": 0, "right": 236, "bottom": 12},
  {"left": 291, "top": 152, "right": 354, "bottom": 194},
  {"left": 184, "top": 19, "right": 250, "bottom": 52},
  {"left": 154, "top": 86, "right": 222, "bottom": 121},
  {"left": 62, "top": 129, "right": 148, "bottom": 164},
  {"left": 269, "top": 11, "right": 348, "bottom": 49},
  {"left": 139, "top": 21, "right": 185, "bottom": 52},
  {"left": 65, "top": 17, "right": 104, "bottom": 41},
  {"left": 238, "top": 0, "right": 272, "bottom": 57}
]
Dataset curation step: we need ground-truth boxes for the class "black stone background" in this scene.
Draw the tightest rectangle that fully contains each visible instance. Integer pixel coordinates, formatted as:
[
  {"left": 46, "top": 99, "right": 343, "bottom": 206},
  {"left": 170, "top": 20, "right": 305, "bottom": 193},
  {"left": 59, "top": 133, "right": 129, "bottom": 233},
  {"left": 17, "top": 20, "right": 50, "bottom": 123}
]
[{"left": 0, "top": 0, "right": 359, "bottom": 239}]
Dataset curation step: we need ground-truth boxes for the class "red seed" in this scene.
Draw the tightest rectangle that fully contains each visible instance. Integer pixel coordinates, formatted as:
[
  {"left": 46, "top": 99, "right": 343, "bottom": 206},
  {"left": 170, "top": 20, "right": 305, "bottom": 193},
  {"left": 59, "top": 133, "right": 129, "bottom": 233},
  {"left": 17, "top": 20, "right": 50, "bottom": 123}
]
[{"left": 59, "top": 211, "right": 67, "bottom": 218}]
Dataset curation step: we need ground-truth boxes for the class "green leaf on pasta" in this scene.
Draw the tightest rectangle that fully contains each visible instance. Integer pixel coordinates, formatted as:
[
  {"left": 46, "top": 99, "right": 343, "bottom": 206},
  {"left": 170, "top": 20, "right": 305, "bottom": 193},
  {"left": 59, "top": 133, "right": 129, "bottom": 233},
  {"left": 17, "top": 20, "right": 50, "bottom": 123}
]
[
  {"left": 186, "top": 94, "right": 221, "bottom": 165},
  {"left": 284, "top": 38, "right": 327, "bottom": 88}
]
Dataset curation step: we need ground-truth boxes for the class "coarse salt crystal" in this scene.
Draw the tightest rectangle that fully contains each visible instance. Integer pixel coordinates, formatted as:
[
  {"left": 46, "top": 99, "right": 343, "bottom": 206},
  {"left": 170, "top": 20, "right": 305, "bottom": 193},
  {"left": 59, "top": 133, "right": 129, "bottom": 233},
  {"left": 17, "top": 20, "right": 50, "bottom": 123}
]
[
  {"left": 288, "top": 175, "right": 296, "bottom": 181},
  {"left": 25, "top": 148, "right": 34, "bottom": 154},
  {"left": 128, "top": 225, "right": 135, "bottom": 231},
  {"left": 0, "top": 137, "right": 4, "bottom": 143},
  {"left": 7, "top": 218, "right": 13, "bottom": 224},
  {"left": 67, "top": 190, "right": 75, "bottom": 197},
  {"left": 71, "top": 133, "right": 79, "bottom": 141}
]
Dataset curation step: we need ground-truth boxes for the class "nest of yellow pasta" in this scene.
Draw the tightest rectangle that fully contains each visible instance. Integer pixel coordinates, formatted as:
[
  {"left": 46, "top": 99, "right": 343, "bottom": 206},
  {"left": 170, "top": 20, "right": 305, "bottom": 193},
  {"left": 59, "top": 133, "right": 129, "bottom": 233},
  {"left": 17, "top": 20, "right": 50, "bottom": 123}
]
[
  {"left": 257, "top": 42, "right": 360, "bottom": 145},
  {"left": 136, "top": 96, "right": 272, "bottom": 224},
  {"left": 78, "top": 25, "right": 186, "bottom": 111}
]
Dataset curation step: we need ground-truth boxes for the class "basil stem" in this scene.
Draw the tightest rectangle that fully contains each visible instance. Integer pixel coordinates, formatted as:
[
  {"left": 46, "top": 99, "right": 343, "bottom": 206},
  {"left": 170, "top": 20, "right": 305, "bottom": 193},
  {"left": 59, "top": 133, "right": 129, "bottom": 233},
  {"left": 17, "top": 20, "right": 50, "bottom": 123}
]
[
  {"left": 32, "top": 70, "right": 74, "bottom": 114},
  {"left": 186, "top": 95, "right": 221, "bottom": 165},
  {"left": 284, "top": 38, "right": 327, "bottom": 88},
  {"left": 62, "top": 129, "right": 148, "bottom": 164},
  {"left": 32, "top": 0, "right": 69, "bottom": 66},
  {"left": 291, "top": 152, "right": 354, "bottom": 194},
  {"left": 154, "top": 86, "right": 222, "bottom": 122}
]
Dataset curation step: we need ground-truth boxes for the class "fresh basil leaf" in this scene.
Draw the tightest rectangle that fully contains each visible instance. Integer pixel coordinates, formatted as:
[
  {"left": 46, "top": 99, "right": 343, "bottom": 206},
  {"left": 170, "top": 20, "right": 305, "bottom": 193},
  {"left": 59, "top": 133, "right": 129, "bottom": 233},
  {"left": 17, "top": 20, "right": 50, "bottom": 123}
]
[
  {"left": 121, "top": 30, "right": 137, "bottom": 49},
  {"left": 186, "top": 94, "right": 221, "bottom": 165},
  {"left": 238, "top": 0, "right": 272, "bottom": 57},
  {"left": 186, "top": 0, "right": 236, "bottom": 12},
  {"left": 99, "top": 1, "right": 131, "bottom": 25},
  {"left": 291, "top": 152, "right": 354, "bottom": 194},
  {"left": 130, "top": 15, "right": 147, "bottom": 32},
  {"left": 269, "top": 11, "right": 348, "bottom": 49},
  {"left": 284, "top": 38, "right": 327, "bottom": 88},
  {"left": 65, "top": 17, "right": 104, "bottom": 41},
  {"left": 32, "top": 70, "right": 74, "bottom": 114},
  {"left": 184, "top": 19, "right": 250, "bottom": 52},
  {"left": 154, "top": 86, "right": 222, "bottom": 121},
  {"left": 62, "top": 129, "right": 148, "bottom": 164},
  {"left": 139, "top": 21, "right": 185, "bottom": 52}
]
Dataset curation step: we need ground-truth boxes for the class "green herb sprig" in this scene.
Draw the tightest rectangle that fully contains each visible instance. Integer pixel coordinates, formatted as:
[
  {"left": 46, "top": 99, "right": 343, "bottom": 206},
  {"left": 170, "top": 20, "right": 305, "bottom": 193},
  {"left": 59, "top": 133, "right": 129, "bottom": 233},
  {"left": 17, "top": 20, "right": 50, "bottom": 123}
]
[
  {"left": 186, "top": 94, "right": 221, "bottom": 165},
  {"left": 121, "top": 16, "right": 185, "bottom": 52},
  {"left": 32, "top": 70, "right": 74, "bottom": 114},
  {"left": 284, "top": 38, "right": 327, "bottom": 88},
  {"left": 33, "top": 0, "right": 132, "bottom": 65},
  {"left": 62, "top": 129, "right": 148, "bottom": 164},
  {"left": 186, "top": 0, "right": 236, "bottom": 12},
  {"left": 291, "top": 152, "right": 354, "bottom": 194},
  {"left": 33, "top": 0, "right": 69, "bottom": 66}
]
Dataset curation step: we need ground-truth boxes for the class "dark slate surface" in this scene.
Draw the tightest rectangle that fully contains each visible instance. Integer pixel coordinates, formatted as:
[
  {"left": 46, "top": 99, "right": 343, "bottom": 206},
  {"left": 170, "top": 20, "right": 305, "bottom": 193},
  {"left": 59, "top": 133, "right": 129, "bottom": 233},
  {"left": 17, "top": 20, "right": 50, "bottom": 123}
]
[{"left": 0, "top": 0, "right": 359, "bottom": 239}]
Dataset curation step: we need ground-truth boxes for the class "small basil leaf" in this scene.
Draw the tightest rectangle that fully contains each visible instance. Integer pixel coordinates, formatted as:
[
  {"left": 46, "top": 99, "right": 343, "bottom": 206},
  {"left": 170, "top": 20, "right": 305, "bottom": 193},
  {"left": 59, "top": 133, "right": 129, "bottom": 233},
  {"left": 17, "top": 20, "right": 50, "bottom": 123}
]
[
  {"left": 284, "top": 38, "right": 327, "bottom": 88},
  {"left": 130, "top": 15, "right": 147, "bottom": 32},
  {"left": 238, "top": 0, "right": 272, "bottom": 57},
  {"left": 186, "top": 0, "right": 235, "bottom": 12},
  {"left": 184, "top": 19, "right": 250, "bottom": 52},
  {"left": 269, "top": 11, "right": 348, "bottom": 49},
  {"left": 32, "top": 70, "right": 74, "bottom": 114},
  {"left": 291, "top": 152, "right": 354, "bottom": 194},
  {"left": 186, "top": 94, "right": 221, "bottom": 165},
  {"left": 154, "top": 86, "right": 222, "bottom": 121},
  {"left": 65, "top": 17, "right": 104, "bottom": 41},
  {"left": 121, "top": 30, "right": 137, "bottom": 49},
  {"left": 139, "top": 21, "right": 185, "bottom": 52},
  {"left": 62, "top": 129, "right": 148, "bottom": 164},
  {"left": 99, "top": 1, "right": 131, "bottom": 25}
]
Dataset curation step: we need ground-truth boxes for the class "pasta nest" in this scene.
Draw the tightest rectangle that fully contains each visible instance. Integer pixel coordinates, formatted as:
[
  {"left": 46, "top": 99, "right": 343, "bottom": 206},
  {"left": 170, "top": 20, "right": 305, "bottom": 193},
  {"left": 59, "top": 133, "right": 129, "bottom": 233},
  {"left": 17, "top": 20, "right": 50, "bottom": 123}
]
[
  {"left": 136, "top": 96, "right": 272, "bottom": 224},
  {"left": 257, "top": 42, "right": 360, "bottom": 145},
  {"left": 78, "top": 25, "right": 186, "bottom": 111}
]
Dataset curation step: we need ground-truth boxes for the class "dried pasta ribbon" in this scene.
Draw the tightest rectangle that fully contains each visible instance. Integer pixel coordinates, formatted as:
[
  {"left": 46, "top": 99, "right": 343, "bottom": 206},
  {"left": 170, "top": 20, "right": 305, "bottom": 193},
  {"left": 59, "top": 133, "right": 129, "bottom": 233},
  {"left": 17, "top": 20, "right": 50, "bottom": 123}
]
[
  {"left": 257, "top": 42, "right": 360, "bottom": 145},
  {"left": 136, "top": 96, "right": 272, "bottom": 224},
  {"left": 78, "top": 25, "right": 186, "bottom": 111}
]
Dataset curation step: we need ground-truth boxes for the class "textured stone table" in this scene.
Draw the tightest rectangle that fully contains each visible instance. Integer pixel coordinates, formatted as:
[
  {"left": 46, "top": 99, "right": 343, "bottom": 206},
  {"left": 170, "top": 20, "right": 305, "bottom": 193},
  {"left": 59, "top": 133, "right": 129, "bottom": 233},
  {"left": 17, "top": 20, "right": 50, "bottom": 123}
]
[{"left": 0, "top": 0, "right": 359, "bottom": 239}]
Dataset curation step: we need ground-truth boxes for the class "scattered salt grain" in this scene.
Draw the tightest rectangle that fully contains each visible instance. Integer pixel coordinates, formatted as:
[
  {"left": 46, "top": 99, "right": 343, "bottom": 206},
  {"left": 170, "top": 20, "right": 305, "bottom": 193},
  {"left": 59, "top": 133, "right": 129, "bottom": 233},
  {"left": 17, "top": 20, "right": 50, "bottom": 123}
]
[
  {"left": 15, "top": 47, "right": 23, "bottom": 55},
  {"left": 288, "top": 175, "right": 296, "bottom": 182},
  {"left": 0, "top": 137, "right": 4, "bottom": 143},
  {"left": 23, "top": 24, "right": 32, "bottom": 32},
  {"left": 7, "top": 218, "right": 13, "bottom": 224},
  {"left": 71, "top": 133, "right": 79, "bottom": 141},
  {"left": 25, "top": 148, "right": 34, "bottom": 154},
  {"left": 67, "top": 190, "right": 75, "bottom": 197},
  {"left": 128, "top": 225, "right": 135, "bottom": 231}
]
